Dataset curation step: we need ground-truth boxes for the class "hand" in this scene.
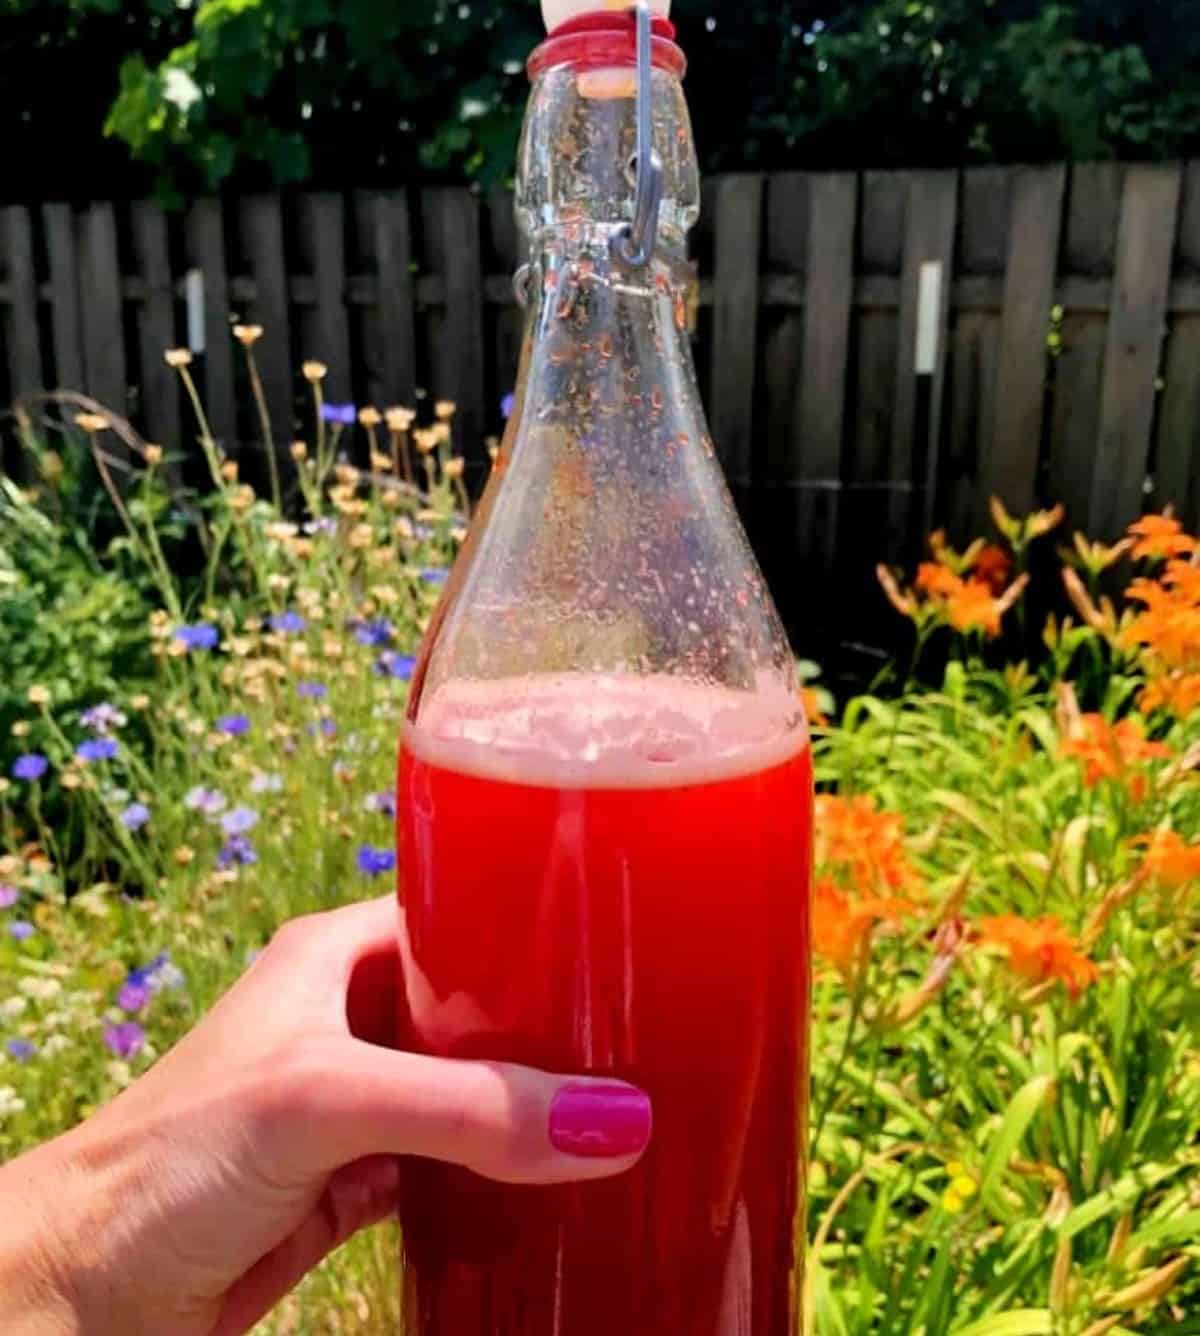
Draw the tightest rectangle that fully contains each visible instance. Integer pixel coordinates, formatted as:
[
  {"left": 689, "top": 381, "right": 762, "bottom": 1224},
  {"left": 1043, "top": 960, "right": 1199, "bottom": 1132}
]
[{"left": 0, "top": 897, "right": 652, "bottom": 1335}]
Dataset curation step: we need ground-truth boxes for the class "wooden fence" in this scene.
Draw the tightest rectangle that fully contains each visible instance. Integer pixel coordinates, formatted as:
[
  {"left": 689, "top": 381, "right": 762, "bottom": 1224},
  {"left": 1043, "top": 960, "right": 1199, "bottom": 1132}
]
[{"left": 1, "top": 165, "right": 1199, "bottom": 659}]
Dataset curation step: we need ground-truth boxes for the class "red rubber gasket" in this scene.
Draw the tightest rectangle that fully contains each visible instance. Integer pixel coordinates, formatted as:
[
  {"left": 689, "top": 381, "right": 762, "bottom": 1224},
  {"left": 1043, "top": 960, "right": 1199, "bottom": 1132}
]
[{"left": 528, "top": 12, "right": 686, "bottom": 80}]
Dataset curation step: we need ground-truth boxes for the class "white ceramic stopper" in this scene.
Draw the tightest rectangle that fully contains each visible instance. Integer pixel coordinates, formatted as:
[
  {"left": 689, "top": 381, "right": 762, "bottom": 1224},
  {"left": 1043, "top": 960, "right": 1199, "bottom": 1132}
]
[{"left": 541, "top": 0, "right": 670, "bottom": 32}]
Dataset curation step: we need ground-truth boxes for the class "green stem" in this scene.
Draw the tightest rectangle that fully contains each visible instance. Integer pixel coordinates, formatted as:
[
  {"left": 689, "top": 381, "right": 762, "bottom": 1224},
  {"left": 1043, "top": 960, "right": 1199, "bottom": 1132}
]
[{"left": 246, "top": 349, "right": 282, "bottom": 512}]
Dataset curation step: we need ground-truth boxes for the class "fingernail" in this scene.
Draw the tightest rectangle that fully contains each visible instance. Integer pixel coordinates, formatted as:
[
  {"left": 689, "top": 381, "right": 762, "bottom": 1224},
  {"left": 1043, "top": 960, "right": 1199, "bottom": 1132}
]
[{"left": 549, "top": 1081, "right": 653, "bottom": 1159}]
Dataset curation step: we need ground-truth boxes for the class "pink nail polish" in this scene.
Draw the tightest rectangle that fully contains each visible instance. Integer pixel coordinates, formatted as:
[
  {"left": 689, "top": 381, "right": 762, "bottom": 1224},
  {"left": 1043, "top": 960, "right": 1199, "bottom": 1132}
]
[{"left": 549, "top": 1082, "right": 653, "bottom": 1159}]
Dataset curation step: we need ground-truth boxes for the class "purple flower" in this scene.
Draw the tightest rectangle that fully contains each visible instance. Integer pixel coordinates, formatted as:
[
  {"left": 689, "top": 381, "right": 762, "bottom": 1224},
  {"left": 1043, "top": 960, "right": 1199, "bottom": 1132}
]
[
  {"left": 218, "top": 714, "right": 251, "bottom": 737},
  {"left": 366, "top": 791, "right": 397, "bottom": 818},
  {"left": 420, "top": 569, "right": 450, "bottom": 586},
  {"left": 120, "top": 803, "right": 151, "bottom": 832},
  {"left": 103, "top": 1022, "right": 146, "bottom": 1060},
  {"left": 250, "top": 772, "right": 283, "bottom": 795},
  {"left": 321, "top": 403, "right": 357, "bottom": 426},
  {"left": 218, "top": 835, "right": 258, "bottom": 869},
  {"left": 501, "top": 392, "right": 516, "bottom": 420},
  {"left": 306, "top": 719, "right": 337, "bottom": 739},
  {"left": 118, "top": 980, "right": 150, "bottom": 1014},
  {"left": 269, "top": 611, "right": 307, "bottom": 634},
  {"left": 357, "top": 845, "right": 396, "bottom": 877},
  {"left": 81, "top": 703, "right": 127, "bottom": 735},
  {"left": 354, "top": 618, "right": 395, "bottom": 648},
  {"left": 174, "top": 623, "right": 220, "bottom": 652},
  {"left": 304, "top": 518, "right": 337, "bottom": 537},
  {"left": 77, "top": 738, "right": 119, "bottom": 763},
  {"left": 0, "top": 885, "right": 18, "bottom": 910},
  {"left": 220, "top": 807, "right": 259, "bottom": 836},
  {"left": 6, "top": 1039, "right": 35, "bottom": 1063},
  {"left": 185, "top": 786, "right": 227, "bottom": 817},
  {"left": 12, "top": 754, "right": 48, "bottom": 783},
  {"left": 8, "top": 921, "right": 35, "bottom": 942},
  {"left": 375, "top": 652, "right": 417, "bottom": 681},
  {"left": 297, "top": 681, "right": 328, "bottom": 701}
]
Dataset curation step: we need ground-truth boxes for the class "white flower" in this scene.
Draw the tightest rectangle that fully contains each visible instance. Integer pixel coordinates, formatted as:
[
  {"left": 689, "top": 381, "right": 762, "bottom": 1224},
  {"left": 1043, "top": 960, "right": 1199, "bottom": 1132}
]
[
  {"left": 0, "top": 1086, "right": 26, "bottom": 1118},
  {"left": 106, "top": 1061, "right": 133, "bottom": 1089},
  {"left": 0, "top": 997, "right": 28, "bottom": 1019},
  {"left": 41, "top": 1035, "right": 70, "bottom": 1057},
  {"left": 19, "top": 977, "right": 61, "bottom": 1002},
  {"left": 250, "top": 772, "right": 284, "bottom": 795}
]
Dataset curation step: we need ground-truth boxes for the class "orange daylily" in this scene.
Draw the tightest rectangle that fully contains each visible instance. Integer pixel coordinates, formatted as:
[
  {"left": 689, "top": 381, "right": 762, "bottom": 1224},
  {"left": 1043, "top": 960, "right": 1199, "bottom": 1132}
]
[
  {"left": 916, "top": 562, "right": 963, "bottom": 598},
  {"left": 973, "top": 544, "right": 1013, "bottom": 595},
  {"left": 815, "top": 794, "right": 920, "bottom": 893},
  {"left": 812, "top": 880, "right": 919, "bottom": 976},
  {"left": 801, "top": 686, "right": 828, "bottom": 728},
  {"left": 1128, "top": 513, "right": 1198, "bottom": 562},
  {"left": 1134, "top": 830, "right": 1200, "bottom": 888},
  {"left": 1061, "top": 714, "right": 1171, "bottom": 798},
  {"left": 1140, "top": 673, "right": 1200, "bottom": 718},
  {"left": 976, "top": 915, "right": 1101, "bottom": 998},
  {"left": 946, "top": 578, "right": 1004, "bottom": 637}
]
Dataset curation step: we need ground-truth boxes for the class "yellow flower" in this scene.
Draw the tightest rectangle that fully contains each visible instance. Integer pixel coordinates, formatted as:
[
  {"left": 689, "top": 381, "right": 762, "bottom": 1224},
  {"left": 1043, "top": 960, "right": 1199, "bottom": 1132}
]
[
  {"left": 143, "top": 444, "right": 164, "bottom": 467},
  {"left": 290, "top": 440, "right": 308, "bottom": 461},
  {"left": 386, "top": 407, "right": 416, "bottom": 432},
  {"left": 11, "top": 721, "right": 30, "bottom": 739},
  {"left": 349, "top": 524, "right": 374, "bottom": 550},
  {"left": 60, "top": 771, "right": 82, "bottom": 791},
  {"left": 413, "top": 429, "right": 438, "bottom": 455},
  {"left": 164, "top": 349, "right": 193, "bottom": 369},
  {"left": 265, "top": 521, "right": 299, "bottom": 541},
  {"left": 173, "top": 846, "right": 196, "bottom": 867},
  {"left": 942, "top": 1189, "right": 965, "bottom": 1214},
  {"left": 358, "top": 406, "right": 383, "bottom": 428},
  {"left": 26, "top": 685, "right": 50, "bottom": 706},
  {"left": 74, "top": 412, "right": 108, "bottom": 434},
  {"left": 130, "top": 694, "right": 151, "bottom": 711},
  {"left": 220, "top": 460, "right": 239, "bottom": 483},
  {"left": 370, "top": 450, "right": 393, "bottom": 473},
  {"left": 233, "top": 324, "right": 264, "bottom": 347},
  {"left": 951, "top": 1176, "right": 978, "bottom": 1199},
  {"left": 435, "top": 400, "right": 457, "bottom": 421},
  {"left": 229, "top": 485, "right": 256, "bottom": 513},
  {"left": 432, "top": 421, "right": 452, "bottom": 445},
  {"left": 302, "top": 360, "right": 328, "bottom": 383},
  {"left": 335, "top": 464, "right": 361, "bottom": 487},
  {"left": 0, "top": 778, "right": 9, "bottom": 796}
]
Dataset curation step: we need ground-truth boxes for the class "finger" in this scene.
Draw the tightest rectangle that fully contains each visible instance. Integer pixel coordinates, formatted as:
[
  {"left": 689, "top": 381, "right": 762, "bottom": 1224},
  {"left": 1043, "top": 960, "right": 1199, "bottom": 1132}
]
[
  {"left": 272, "top": 1046, "right": 653, "bottom": 1187},
  {"left": 212, "top": 1156, "right": 400, "bottom": 1336}
]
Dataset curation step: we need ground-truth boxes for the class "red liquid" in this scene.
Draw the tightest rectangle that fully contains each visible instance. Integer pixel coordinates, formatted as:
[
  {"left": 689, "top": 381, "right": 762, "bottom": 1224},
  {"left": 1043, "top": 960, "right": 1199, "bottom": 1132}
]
[{"left": 397, "top": 676, "right": 813, "bottom": 1335}]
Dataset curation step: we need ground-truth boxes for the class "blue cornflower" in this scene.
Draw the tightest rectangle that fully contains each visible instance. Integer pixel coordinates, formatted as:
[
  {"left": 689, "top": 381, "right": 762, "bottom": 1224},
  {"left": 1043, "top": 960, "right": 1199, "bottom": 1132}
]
[
  {"left": 8, "top": 921, "right": 35, "bottom": 942},
  {"left": 11, "top": 754, "right": 48, "bottom": 783},
  {"left": 120, "top": 803, "right": 151, "bottom": 832},
  {"left": 6, "top": 1039, "right": 35, "bottom": 1063},
  {"left": 366, "top": 791, "right": 397, "bottom": 818},
  {"left": 375, "top": 652, "right": 417, "bottom": 681},
  {"left": 118, "top": 980, "right": 150, "bottom": 1014},
  {"left": 220, "top": 807, "right": 259, "bottom": 836},
  {"left": 147, "top": 956, "right": 185, "bottom": 992},
  {"left": 77, "top": 738, "right": 119, "bottom": 763},
  {"left": 218, "top": 715, "right": 251, "bottom": 737},
  {"left": 501, "top": 391, "right": 516, "bottom": 419},
  {"left": 269, "top": 611, "right": 307, "bottom": 634},
  {"left": 103, "top": 1022, "right": 145, "bottom": 1060},
  {"left": 297, "top": 681, "right": 328, "bottom": 701},
  {"left": 174, "top": 623, "right": 219, "bottom": 652},
  {"left": 80, "top": 703, "right": 127, "bottom": 734},
  {"left": 420, "top": 569, "right": 450, "bottom": 586},
  {"left": 354, "top": 618, "right": 395, "bottom": 648},
  {"left": 321, "top": 403, "right": 357, "bottom": 426},
  {"left": 357, "top": 845, "right": 396, "bottom": 877},
  {"left": 0, "top": 885, "right": 18, "bottom": 910},
  {"left": 218, "top": 835, "right": 258, "bottom": 869},
  {"left": 184, "top": 786, "right": 227, "bottom": 817}
]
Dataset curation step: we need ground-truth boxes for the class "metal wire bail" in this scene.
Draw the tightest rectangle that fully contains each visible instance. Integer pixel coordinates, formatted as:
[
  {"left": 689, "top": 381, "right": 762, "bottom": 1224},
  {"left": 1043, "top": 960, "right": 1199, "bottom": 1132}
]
[{"left": 612, "top": 1, "right": 664, "bottom": 268}]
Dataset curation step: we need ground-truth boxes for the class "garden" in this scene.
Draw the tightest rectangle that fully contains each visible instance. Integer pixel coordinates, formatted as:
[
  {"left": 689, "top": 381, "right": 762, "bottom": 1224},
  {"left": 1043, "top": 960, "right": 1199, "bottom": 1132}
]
[{"left": 0, "top": 330, "right": 1195, "bottom": 1333}]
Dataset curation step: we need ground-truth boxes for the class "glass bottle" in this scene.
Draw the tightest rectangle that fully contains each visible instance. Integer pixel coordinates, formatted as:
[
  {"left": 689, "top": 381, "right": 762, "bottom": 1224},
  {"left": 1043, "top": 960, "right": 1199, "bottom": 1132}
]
[{"left": 396, "top": 7, "right": 813, "bottom": 1333}]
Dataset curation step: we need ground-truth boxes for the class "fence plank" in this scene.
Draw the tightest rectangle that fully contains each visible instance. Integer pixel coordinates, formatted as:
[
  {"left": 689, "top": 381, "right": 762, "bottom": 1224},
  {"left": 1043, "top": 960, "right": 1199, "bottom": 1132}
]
[
  {"left": 428, "top": 188, "right": 485, "bottom": 464},
  {"left": 241, "top": 194, "right": 293, "bottom": 448},
  {"left": 374, "top": 191, "right": 418, "bottom": 409},
  {"left": 1155, "top": 161, "right": 1200, "bottom": 528},
  {"left": 710, "top": 174, "right": 763, "bottom": 491},
  {"left": 79, "top": 202, "right": 127, "bottom": 422},
  {"left": 131, "top": 202, "right": 179, "bottom": 450},
  {"left": 986, "top": 165, "right": 1067, "bottom": 515},
  {"left": 893, "top": 170, "right": 958, "bottom": 542},
  {"left": 186, "top": 200, "right": 237, "bottom": 453},
  {"left": 300, "top": 192, "right": 352, "bottom": 403},
  {"left": 1, "top": 206, "right": 42, "bottom": 407},
  {"left": 1090, "top": 163, "right": 1182, "bottom": 536},
  {"left": 43, "top": 205, "right": 85, "bottom": 394}
]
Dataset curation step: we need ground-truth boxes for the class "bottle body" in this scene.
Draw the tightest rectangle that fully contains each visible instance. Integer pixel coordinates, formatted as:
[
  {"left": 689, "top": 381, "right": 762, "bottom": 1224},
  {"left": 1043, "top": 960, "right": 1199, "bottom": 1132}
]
[{"left": 395, "top": 24, "right": 813, "bottom": 1333}]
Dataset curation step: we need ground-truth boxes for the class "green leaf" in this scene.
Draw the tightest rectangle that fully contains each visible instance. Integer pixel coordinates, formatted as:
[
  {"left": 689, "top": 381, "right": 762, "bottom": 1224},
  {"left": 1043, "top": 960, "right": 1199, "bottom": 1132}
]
[
  {"left": 978, "top": 1075, "right": 1056, "bottom": 1217},
  {"left": 952, "top": 1312, "right": 1053, "bottom": 1336}
]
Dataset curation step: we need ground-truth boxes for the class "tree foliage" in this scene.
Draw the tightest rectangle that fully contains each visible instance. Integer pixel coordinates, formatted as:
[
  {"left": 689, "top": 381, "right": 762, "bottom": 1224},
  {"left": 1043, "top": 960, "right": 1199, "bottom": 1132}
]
[{"left": 4, "top": 0, "right": 1200, "bottom": 202}]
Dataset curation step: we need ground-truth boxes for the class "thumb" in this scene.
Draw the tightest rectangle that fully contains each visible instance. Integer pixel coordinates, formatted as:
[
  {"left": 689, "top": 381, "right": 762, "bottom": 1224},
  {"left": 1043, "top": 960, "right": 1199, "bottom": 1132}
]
[{"left": 271, "top": 1042, "right": 653, "bottom": 1186}]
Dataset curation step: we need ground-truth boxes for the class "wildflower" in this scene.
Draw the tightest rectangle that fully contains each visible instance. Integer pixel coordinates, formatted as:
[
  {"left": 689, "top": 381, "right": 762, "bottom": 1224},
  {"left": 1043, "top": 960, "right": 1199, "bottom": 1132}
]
[
  {"left": 366, "top": 791, "right": 398, "bottom": 818},
  {"left": 290, "top": 441, "right": 308, "bottom": 461},
  {"left": 118, "top": 980, "right": 150, "bottom": 1014},
  {"left": 1128, "top": 513, "right": 1197, "bottom": 562},
  {"left": 269, "top": 611, "right": 307, "bottom": 634},
  {"left": 355, "top": 618, "right": 395, "bottom": 648},
  {"left": 1135, "top": 830, "right": 1200, "bottom": 888},
  {"left": 26, "top": 685, "right": 50, "bottom": 706},
  {"left": 233, "top": 324, "right": 264, "bottom": 346},
  {"left": 11, "top": 754, "right": 48, "bottom": 783},
  {"left": 147, "top": 958, "right": 185, "bottom": 992},
  {"left": 303, "top": 360, "right": 328, "bottom": 383},
  {"left": 297, "top": 681, "right": 328, "bottom": 700},
  {"left": 144, "top": 445, "right": 164, "bottom": 466},
  {"left": 8, "top": 922, "right": 35, "bottom": 942},
  {"left": 501, "top": 392, "right": 516, "bottom": 419},
  {"left": 815, "top": 794, "right": 919, "bottom": 893},
  {"left": 184, "top": 787, "right": 227, "bottom": 818},
  {"left": 1064, "top": 532, "right": 1134, "bottom": 579},
  {"left": 386, "top": 407, "right": 416, "bottom": 431},
  {"left": 10, "top": 722, "right": 29, "bottom": 740},
  {"left": 321, "top": 403, "right": 357, "bottom": 426},
  {"left": 130, "top": 694, "right": 151, "bottom": 711},
  {"left": 103, "top": 1022, "right": 146, "bottom": 1060},
  {"left": 217, "top": 714, "right": 251, "bottom": 737},
  {"left": 421, "top": 568, "right": 450, "bottom": 586},
  {"left": 1, "top": 998, "right": 27, "bottom": 1018},
  {"left": 1061, "top": 715, "right": 1171, "bottom": 797},
  {"left": 0, "top": 886, "right": 17, "bottom": 910},
  {"left": 812, "top": 880, "right": 918, "bottom": 976},
  {"left": 306, "top": 719, "right": 337, "bottom": 739},
  {"left": 972, "top": 544, "right": 1013, "bottom": 595},
  {"left": 5, "top": 1039, "right": 35, "bottom": 1064},
  {"left": 357, "top": 845, "right": 397, "bottom": 877},
  {"left": 305, "top": 517, "right": 337, "bottom": 537},
  {"left": 250, "top": 772, "right": 284, "bottom": 795},
  {"left": 220, "top": 460, "right": 239, "bottom": 483},
  {"left": 174, "top": 623, "right": 220, "bottom": 652},
  {"left": 165, "top": 349, "right": 193, "bottom": 368},
  {"left": 990, "top": 497, "right": 1065, "bottom": 547},
  {"left": 375, "top": 652, "right": 417, "bottom": 681},
  {"left": 81, "top": 703, "right": 127, "bottom": 734},
  {"left": 74, "top": 412, "right": 108, "bottom": 433},
  {"left": 444, "top": 457, "right": 466, "bottom": 480},
  {"left": 120, "top": 804, "right": 151, "bottom": 832},
  {"left": 217, "top": 835, "right": 258, "bottom": 868},
  {"left": 359, "top": 406, "right": 383, "bottom": 427},
  {"left": 976, "top": 915, "right": 1100, "bottom": 997},
  {"left": 174, "top": 846, "right": 196, "bottom": 867},
  {"left": 220, "top": 807, "right": 259, "bottom": 836},
  {"left": 435, "top": 400, "right": 457, "bottom": 421},
  {"left": 76, "top": 738, "right": 118, "bottom": 763}
]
